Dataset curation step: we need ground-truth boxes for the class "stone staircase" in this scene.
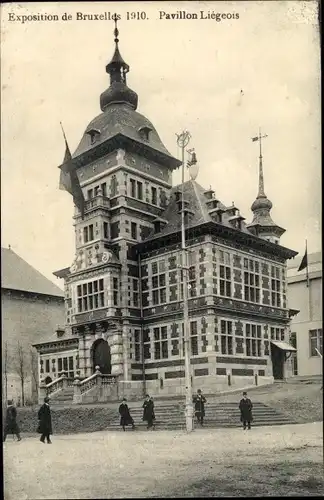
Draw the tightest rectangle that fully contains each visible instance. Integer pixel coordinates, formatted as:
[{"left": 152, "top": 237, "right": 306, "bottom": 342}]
[
  {"left": 50, "top": 387, "right": 74, "bottom": 405},
  {"left": 105, "top": 401, "right": 296, "bottom": 431}
]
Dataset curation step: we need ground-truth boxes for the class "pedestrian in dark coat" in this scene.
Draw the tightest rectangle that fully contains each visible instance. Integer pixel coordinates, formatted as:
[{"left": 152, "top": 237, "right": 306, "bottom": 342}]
[
  {"left": 142, "top": 394, "right": 155, "bottom": 429},
  {"left": 119, "top": 398, "right": 135, "bottom": 431},
  {"left": 38, "top": 397, "right": 53, "bottom": 443},
  {"left": 3, "top": 400, "right": 21, "bottom": 442},
  {"left": 239, "top": 392, "right": 253, "bottom": 430},
  {"left": 193, "top": 389, "right": 206, "bottom": 426}
]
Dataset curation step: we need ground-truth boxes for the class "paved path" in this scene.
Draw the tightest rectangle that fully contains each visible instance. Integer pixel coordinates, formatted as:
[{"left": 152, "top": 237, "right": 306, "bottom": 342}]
[{"left": 4, "top": 422, "right": 323, "bottom": 499}]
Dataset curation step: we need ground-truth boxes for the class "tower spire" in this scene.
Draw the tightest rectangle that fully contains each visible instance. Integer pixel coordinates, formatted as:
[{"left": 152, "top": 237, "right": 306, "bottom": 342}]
[
  {"left": 247, "top": 129, "right": 285, "bottom": 242},
  {"left": 100, "top": 15, "right": 138, "bottom": 111},
  {"left": 253, "top": 128, "right": 268, "bottom": 198}
]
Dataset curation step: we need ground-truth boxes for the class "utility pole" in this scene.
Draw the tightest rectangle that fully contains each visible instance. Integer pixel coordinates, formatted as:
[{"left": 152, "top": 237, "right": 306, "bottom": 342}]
[{"left": 176, "top": 130, "right": 194, "bottom": 432}]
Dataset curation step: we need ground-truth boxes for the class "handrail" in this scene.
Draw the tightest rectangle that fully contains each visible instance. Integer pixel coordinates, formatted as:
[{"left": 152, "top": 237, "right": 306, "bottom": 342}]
[
  {"left": 79, "top": 372, "right": 98, "bottom": 386},
  {"left": 46, "top": 376, "right": 64, "bottom": 388},
  {"left": 79, "top": 372, "right": 99, "bottom": 394}
]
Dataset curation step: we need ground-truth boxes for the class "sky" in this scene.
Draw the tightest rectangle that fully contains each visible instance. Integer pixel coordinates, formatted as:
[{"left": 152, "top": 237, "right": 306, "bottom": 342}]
[{"left": 1, "top": 1, "right": 321, "bottom": 289}]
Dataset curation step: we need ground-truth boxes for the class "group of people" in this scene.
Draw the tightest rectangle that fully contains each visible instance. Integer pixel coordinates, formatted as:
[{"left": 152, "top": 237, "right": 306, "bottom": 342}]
[
  {"left": 4, "top": 390, "right": 253, "bottom": 441},
  {"left": 118, "top": 394, "right": 155, "bottom": 431},
  {"left": 193, "top": 389, "right": 253, "bottom": 430},
  {"left": 3, "top": 396, "right": 53, "bottom": 443}
]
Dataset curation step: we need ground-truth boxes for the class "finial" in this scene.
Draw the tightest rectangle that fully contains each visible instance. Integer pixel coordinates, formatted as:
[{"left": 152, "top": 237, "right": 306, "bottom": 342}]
[
  {"left": 112, "top": 13, "right": 119, "bottom": 43},
  {"left": 8, "top": 244, "right": 11, "bottom": 250}
]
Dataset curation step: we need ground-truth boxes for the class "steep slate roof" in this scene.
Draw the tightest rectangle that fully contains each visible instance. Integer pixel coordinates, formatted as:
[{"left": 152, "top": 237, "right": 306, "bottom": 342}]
[
  {"left": 144, "top": 180, "right": 253, "bottom": 242},
  {"left": 1, "top": 248, "right": 64, "bottom": 298},
  {"left": 73, "top": 104, "right": 173, "bottom": 160}
]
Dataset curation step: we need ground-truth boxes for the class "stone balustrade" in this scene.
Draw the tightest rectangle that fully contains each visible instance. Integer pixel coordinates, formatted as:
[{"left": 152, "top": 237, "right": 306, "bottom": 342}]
[{"left": 72, "top": 368, "right": 118, "bottom": 404}]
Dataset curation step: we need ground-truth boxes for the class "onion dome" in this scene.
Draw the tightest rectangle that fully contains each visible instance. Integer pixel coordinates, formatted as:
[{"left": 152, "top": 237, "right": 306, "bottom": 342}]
[{"left": 100, "top": 18, "right": 138, "bottom": 111}]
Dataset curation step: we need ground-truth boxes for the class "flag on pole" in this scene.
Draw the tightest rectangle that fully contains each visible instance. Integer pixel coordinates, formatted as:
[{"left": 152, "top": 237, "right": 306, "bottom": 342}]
[
  {"left": 252, "top": 136, "right": 259, "bottom": 142},
  {"left": 298, "top": 244, "right": 308, "bottom": 272},
  {"left": 298, "top": 240, "right": 309, "bottom": 287},
  {"left": 59, "top": 123, "right": 85, "bottom": 219}
]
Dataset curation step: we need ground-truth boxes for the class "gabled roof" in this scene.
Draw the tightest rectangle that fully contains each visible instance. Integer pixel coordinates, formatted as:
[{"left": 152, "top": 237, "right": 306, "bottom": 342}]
[
  {"left": 1, "top": 248, "right": 64, "bottom": 298},
  {"left": 144, "top": 180, "right": 253, "bottom": 242}
]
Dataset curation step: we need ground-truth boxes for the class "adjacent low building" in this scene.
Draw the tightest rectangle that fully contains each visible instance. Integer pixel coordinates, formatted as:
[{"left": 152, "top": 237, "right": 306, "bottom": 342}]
[
  {"left": 1, "top": 247, "right": 65, "bottom": 404},
  {"left": 287, "top": 251, "right": 322, "bottom": 376}
]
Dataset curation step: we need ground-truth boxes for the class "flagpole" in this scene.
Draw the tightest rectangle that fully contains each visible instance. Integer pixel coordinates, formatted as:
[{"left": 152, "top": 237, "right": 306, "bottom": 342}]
[
  {"left": 176, "top": 130, "right": 194, "bottom": 433},
  {"left": 305, "top": 239, "right": 312, "bottom": 325},
  {"left": 305, "top": 239, "right": 310, "bottom": 288}
]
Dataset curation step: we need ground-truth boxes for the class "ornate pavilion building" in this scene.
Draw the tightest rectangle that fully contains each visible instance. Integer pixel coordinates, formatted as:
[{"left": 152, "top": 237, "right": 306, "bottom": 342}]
[{"left": 34, "top": 24, "right": 298, "bottom": 402}]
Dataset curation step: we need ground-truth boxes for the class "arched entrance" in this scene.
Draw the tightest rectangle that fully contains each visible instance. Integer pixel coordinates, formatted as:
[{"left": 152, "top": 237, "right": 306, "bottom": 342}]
[
  {"left": 92, "top": 339, "right": 111, "bottom": 374},
  {"left": 45, "top": 376, "right": 52, "bottom": 385}
]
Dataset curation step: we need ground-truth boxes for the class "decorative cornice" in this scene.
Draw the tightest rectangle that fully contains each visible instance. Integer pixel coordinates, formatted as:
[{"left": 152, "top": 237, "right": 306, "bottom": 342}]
[
  {"left": 141, "top": 297, "right": 290, "bottom": 324},
  {"left": 1, "top": 287, "right": 64, "bottom": 303},
  {"left": 137, "top": 221, "right": 297, "bottom": 261},
  {"left": 65, "top": 134, "right": 181, "bottom": 172}
]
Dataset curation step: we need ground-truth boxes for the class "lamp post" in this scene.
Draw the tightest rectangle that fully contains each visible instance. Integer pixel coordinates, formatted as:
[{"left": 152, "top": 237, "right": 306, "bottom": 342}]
[{"left": 176, "top": 130, "right": 194, "bottom": 432}]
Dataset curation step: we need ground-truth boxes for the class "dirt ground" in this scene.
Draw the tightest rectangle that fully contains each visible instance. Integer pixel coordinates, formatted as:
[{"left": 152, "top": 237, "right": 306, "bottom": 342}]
[{"left": 3, "top": 422, "right": 323, "bottom": 499}]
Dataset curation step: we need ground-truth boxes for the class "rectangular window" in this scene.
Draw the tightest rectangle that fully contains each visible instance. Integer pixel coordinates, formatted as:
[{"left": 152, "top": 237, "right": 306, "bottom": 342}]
[
  {"left": 131, "top": 222, "right": 137, "bottom": 240},
  {"left": 190, "top": 321, "right": 199, "bottom": 355},
  {"left": 58, "top": 358, "right": 62, "bottom": 372},
  {"left": 77, "top": 279, "right": 105, "bottom": 312},
  {"left": 154, "top": 327, "right": 169, "bottom": 360},
  {"left": 143, "top": 329, "right": 151, "bottom": 359},
  {"left": 220, "top": 320, "right": 233, "bottom": 355},
  {"left": 94, "top": 186, "right": 99, "bottom": 197},
  {"left": 245, "top": 323, "right": 262, "bottom": 357},
  {"left": 130, "top": 179, "right": 136, "bottom": 198},
  {"left": 87, "top": 189, "right": 93, "bottom": 200},
  {"left": 63, "top": 358, "right": 68, "bottom": 371},
  {"left": 151, "top": 186, "right": 157, "bottom": 205},
  {"left": 103, "top": 222, "right": 109, "bottom": 239},
  {"left": 309, "top": 329, "right": 322, "bottom": 357},
  {"left": 89, "top": 224, "right": 94, "bottom": 241},
  {"left": 134, "top": 329, "right": 141, "bottom": 362},
  {"left": 113, "top": 277, "right": 119, "bottom": 306},
  {"left": 220, "top": 265, "right": 231, "bottom": 297},
  {"left": 101, "top": 182, "right": 107, "bottom": 197},
  {"left": 270, "top": 266, "right": 282, "bottom": 307},
  {"left": 83, "top": 226, "right": 88, "bottom": 243},
  {"left": 137, "top": 181, "right": 143, "bottom": 200},
  {"left": 69, "top": 357, "right": 74, "bottom": 371},
  {"left": 110, "top": 222, "right": 119, "bottom": 239},
  {"left": 45, "top": 360, "right": 50, "bottom": 372}
]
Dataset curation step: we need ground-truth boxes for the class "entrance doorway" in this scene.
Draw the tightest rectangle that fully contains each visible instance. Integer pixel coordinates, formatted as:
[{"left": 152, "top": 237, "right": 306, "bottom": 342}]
[
  {"left": 271, "top": 344, "right": 284, "bottom": 380},
  {"left": 92, "top": 339, "right": 111, "bottom": 374}
]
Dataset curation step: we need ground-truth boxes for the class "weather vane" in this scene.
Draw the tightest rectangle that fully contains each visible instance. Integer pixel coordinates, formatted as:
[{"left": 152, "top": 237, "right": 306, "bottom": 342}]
[{"left": 251, "top": 128, "right": 268, "bottom": 158}]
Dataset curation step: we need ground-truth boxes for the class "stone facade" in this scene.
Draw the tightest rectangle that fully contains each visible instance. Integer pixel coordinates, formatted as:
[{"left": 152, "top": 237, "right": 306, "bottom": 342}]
[{"left": 33, "top": 25, "right": 298, "bottom": 400}]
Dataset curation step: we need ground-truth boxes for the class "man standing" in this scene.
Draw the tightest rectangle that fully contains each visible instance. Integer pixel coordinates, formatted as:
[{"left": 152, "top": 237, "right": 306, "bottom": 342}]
[
  {"left": 239, "top": 391, "right": 253, "bottom": 430},
  {"left": 119, "top": 398, "right": 135, "bottom": 431},
  {"left": 38, "top": 397, "right": 53, "bottom": 443},
  {"left": 3, "top": 400, "right": 21, "bottom": 442},
  {"left": 142, "top": 394, "right": 155, "bottom": 430},
  {"left": 193, "top": 389, "right": 206, "bottom": 426}
]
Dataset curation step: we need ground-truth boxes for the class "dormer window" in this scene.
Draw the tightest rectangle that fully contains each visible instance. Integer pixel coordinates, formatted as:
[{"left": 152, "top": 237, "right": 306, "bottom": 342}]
[
  {"left": 138, "top": 126, "right": 152, "bottom": 141},
  {"left": 86, "top": 128, "right": 101, "bottom": 145}
]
